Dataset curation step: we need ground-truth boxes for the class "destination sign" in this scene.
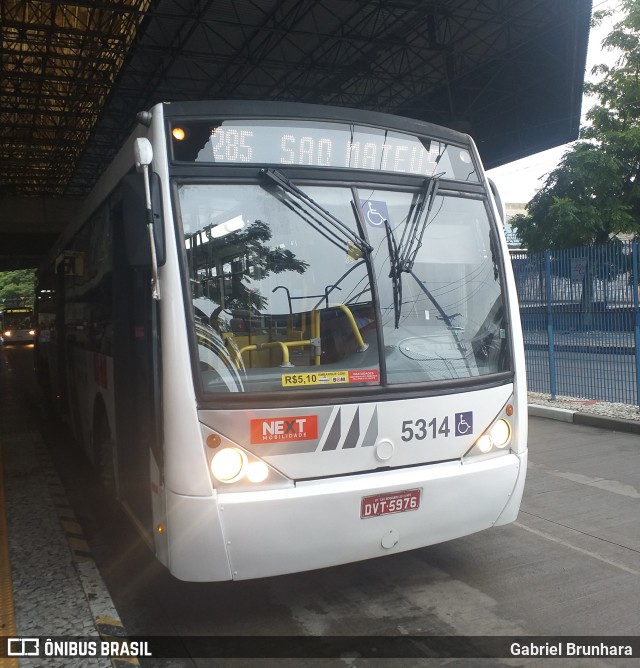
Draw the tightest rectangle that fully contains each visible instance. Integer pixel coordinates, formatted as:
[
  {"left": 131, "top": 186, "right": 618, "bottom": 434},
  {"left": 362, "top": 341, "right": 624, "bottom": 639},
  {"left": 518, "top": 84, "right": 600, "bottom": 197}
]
[{"left": 169, "top": 119, "right": 478, "bottom": 181}]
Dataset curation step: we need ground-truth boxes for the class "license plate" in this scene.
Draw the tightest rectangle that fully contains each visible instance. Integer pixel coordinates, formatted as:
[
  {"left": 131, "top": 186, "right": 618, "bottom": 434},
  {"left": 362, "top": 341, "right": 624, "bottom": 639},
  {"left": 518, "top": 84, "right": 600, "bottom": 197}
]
[{"left": 360, "top": 488, "right": 421, "bottom": 519}]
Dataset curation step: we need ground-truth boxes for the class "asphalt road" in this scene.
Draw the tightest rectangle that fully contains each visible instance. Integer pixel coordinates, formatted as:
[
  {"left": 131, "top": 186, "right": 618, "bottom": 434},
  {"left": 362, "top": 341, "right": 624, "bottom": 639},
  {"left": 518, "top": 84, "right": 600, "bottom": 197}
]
[{"left": 4, "top": 344, "right": 640, "bottom": 667}]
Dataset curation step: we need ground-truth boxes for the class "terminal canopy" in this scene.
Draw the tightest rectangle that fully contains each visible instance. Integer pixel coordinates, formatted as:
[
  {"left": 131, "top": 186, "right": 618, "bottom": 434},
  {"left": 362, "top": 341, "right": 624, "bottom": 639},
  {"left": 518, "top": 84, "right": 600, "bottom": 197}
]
[{"left": 0, "top": 0, "right": 591, "bottom": 267}]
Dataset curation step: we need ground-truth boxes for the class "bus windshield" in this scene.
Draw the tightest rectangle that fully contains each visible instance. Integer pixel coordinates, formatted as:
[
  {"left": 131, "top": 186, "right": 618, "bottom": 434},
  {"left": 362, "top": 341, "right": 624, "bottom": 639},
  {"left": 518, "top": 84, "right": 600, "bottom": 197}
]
[
  {"left": 3, "top": 308, "right": 33, "bottom": 330},
  {"left": 180, "top": 179, "right": 509, "bottom": 394}
]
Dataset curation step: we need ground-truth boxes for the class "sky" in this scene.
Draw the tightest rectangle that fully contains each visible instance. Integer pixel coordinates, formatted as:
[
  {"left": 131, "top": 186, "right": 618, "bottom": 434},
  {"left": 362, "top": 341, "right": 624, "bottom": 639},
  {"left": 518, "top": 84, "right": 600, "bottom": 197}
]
[{"left": 486, "top": 0, "right": 623, "bottom": 204}]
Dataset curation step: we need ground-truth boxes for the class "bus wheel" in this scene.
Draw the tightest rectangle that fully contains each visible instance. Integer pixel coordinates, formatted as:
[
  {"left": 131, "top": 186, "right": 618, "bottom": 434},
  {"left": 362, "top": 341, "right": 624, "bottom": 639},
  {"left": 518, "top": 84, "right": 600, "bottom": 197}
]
[{"left": 93, "top": 412, "right": 116, "bottom": 495}]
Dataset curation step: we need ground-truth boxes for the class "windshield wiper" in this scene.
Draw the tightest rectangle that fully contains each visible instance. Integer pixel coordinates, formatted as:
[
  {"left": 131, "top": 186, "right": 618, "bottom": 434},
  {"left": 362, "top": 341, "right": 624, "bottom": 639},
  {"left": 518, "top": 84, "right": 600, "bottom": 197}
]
[
  {"left": 259, "top": 168, "right": 372, "bottom": 257},
  {"left": 380, "top": 174, "right": 442, "bottom": 328},
  {"left": 397, "top": 174, "right": 443, "bottom": 273},
  {"left": 384, "top": 218, "right": 403, "bottom": 329}
]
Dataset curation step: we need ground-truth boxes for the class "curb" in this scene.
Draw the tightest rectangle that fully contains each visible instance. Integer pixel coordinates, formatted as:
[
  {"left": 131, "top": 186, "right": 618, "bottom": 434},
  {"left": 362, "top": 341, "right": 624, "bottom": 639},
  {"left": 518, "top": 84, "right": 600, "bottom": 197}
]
[
  {"left": 528, "top": 404, "right": 574, "bottom": 422},
  {"left": 34, "top": 439, "right": 139, "bottom": 668},
  {"left": 528, "top": 404, "right": 640, "bottom": 435}
]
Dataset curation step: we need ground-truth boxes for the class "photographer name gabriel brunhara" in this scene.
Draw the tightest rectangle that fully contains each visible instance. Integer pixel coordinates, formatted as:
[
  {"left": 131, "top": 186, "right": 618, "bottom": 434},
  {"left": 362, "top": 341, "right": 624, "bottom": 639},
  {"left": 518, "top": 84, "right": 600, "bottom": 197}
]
[{"left": 510, "top": 642, "right": 634, "bottom": 658}]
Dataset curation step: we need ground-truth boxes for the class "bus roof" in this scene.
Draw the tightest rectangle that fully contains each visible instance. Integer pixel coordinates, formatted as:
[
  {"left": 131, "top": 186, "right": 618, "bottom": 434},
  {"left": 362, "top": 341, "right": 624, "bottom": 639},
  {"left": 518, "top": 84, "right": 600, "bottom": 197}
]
[{"left": 162, "top": 100, "right": 472, "bottom": 147}]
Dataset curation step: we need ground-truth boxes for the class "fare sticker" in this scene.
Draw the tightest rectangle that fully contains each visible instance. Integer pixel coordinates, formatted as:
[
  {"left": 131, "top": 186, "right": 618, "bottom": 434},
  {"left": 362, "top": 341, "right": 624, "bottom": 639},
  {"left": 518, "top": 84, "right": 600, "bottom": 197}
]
[{"left": 282, "top": 370, "right": 379, "bottom": 386}]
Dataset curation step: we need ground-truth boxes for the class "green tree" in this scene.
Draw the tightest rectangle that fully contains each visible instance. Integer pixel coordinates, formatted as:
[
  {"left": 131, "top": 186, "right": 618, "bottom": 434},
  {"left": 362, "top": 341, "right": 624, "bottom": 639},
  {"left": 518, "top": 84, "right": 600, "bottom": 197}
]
[
  {"left": 0, "top": 269, "right": 36, "bottom": 307},
  {"left": 513, "top": 1, "right": 640, "bottom": 250},
  {"left": 216, "top": 219, "right": 309, "bottom": 313}
]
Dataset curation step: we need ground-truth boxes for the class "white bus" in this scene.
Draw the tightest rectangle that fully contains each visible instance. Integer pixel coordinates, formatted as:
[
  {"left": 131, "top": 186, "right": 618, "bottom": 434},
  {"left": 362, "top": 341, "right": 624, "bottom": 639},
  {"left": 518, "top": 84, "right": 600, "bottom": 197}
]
[
  {"left": 36, "top": 101, "right": 527, "bottom": 581},
  {"left": 2, "top": 305, "right": 35, "bottom": 344}
]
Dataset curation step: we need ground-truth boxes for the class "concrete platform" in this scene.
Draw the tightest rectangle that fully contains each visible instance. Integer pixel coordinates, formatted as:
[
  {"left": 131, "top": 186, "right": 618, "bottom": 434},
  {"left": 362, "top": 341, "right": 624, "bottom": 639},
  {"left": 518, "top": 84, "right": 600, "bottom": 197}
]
[
  {"left": 0, "top": 348, "right": 135, "bottom": 668},
  {"left": 1, "top": 343, "right": 638, "bottom": 665}
]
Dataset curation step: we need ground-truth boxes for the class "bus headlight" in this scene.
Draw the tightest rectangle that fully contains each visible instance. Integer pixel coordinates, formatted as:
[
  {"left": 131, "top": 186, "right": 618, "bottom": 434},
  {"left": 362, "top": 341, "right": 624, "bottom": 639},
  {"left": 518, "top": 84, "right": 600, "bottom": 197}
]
[
  {"left": 246, "top": 461, "right": 269, "bottom": 483},
  {"left": 210, "top": 447, "right": 247, "bottom": 483},
  {"left": 490, "top": 419, "right": 511, "bottom": 448},
  {"left": 202, "top": 427, "right": 294, "bottom": 491},
  {"left": 465, "top": 417, "right": 512, "bottom": 459},
  {"left": 476, "top": 434, "right": 493, "bottom": 454}
]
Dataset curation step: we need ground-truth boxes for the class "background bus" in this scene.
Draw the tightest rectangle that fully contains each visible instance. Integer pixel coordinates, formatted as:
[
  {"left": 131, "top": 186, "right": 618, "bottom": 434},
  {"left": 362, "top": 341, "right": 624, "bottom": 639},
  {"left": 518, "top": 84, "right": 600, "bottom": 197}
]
[
  {"left": 2, "top": 305, "right": 35, "bottom": 344},
  {"left": 36, "top": 101, "right": 527, "bottom": 581}
]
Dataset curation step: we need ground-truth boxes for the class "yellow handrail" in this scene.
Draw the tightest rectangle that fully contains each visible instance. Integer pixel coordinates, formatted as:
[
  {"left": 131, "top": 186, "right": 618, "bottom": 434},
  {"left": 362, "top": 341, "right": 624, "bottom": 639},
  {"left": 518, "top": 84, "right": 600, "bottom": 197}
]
[
  {"left": 237, "top": 339, "right": 315, "bottom": 368},
  {"left": 235, "top": 303, "right": 366, "bottom": 369},
  {"left": 329, "top": 304, "right": 369, "bottom": 352}
]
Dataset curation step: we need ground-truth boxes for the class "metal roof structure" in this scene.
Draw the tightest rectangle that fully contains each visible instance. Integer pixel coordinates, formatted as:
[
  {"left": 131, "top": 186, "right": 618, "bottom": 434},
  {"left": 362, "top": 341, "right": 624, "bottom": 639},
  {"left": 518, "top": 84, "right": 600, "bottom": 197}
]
[{"left": 1, "top": 0, "right": 592, "bottom": 268}]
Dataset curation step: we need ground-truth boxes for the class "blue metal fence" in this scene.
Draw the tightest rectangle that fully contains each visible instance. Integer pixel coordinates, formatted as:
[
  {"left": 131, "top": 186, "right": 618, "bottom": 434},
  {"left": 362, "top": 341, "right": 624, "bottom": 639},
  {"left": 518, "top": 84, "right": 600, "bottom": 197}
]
[{"left": 511, "top": 240, "right": 640, "bottom": 406}]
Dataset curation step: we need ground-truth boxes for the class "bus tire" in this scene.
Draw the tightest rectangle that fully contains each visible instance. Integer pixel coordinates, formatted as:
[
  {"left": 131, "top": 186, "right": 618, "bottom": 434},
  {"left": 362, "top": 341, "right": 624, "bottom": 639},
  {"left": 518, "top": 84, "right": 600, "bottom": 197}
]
[{"left": 93, "top": 405, "right": 116, "bottom": 496}]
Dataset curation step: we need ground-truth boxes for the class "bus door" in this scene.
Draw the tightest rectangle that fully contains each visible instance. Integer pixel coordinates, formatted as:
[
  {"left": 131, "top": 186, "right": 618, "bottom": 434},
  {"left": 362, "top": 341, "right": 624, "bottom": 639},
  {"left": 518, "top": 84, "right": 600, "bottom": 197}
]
[
  {"left": 110, "top": 175, "right": 163, "bottom": 531},
  {"left": 51, "top": 256, "right": 69, "bottom": 415}
]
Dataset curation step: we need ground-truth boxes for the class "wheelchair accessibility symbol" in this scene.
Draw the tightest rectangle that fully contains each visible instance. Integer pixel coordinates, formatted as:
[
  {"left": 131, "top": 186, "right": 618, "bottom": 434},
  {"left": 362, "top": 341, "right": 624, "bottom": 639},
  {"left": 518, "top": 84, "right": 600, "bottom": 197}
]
[
  {"left": 455, "top": 411, "right": 473, "bottom": 436},
  {"left": 361, "top": 199, "right": 390, "bottom": 228}
]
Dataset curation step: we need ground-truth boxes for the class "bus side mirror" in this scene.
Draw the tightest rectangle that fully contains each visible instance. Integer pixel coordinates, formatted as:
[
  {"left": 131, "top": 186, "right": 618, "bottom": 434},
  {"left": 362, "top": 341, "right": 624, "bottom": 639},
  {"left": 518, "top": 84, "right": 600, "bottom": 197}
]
[
  {"left": 121, "top": 171, "right": 165, "bottom": 267},
  {"left": 134, "top": 137, "right": 153, "bottom": 171}
]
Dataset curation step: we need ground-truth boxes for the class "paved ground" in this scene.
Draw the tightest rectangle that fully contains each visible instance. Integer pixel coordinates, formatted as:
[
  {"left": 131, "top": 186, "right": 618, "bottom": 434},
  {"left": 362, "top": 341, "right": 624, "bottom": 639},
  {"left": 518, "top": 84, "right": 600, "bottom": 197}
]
[
  {"left": 0, "top": 345, "right": 128, "bottom": 668},
  {"left": 2, "top": 344, "right": 639, "bottom": 667},
  {"left": 77, "top": 414, "right": 638, "bottom": 667}
]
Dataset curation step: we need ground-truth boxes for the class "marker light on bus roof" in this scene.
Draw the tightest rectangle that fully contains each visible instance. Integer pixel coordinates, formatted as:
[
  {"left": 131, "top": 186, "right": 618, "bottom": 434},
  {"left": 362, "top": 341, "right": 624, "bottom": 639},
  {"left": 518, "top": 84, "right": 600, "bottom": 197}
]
[
  {"left": 172, "top": 127, "right": 186, "bottom": 141},
  {"left": 210, "top": 447, "right": 247, "bottom": 483}
]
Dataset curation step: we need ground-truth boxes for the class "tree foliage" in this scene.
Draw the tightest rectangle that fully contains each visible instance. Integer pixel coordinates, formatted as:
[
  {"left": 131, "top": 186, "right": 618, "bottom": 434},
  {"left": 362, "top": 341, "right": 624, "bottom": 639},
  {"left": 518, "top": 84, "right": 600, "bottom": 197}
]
[
  {"left": 513, "top": 1, "right": 640, "bottom": 250},
  {"left": 219, "top": 220, "right": 309, "bottom": 313},
  {"left": 0, "top": 270, "right": 36, "bottom": 307},
  {"left": 191, "top": 219, "right": 309, "bottom": 317}
]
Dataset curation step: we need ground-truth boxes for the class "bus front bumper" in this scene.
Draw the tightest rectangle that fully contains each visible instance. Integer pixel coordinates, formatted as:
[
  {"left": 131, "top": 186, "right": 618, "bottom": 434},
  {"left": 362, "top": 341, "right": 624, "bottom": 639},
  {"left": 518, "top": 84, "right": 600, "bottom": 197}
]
[{"left": 165, "top": 450, "right": 527, "bottom": 581}]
